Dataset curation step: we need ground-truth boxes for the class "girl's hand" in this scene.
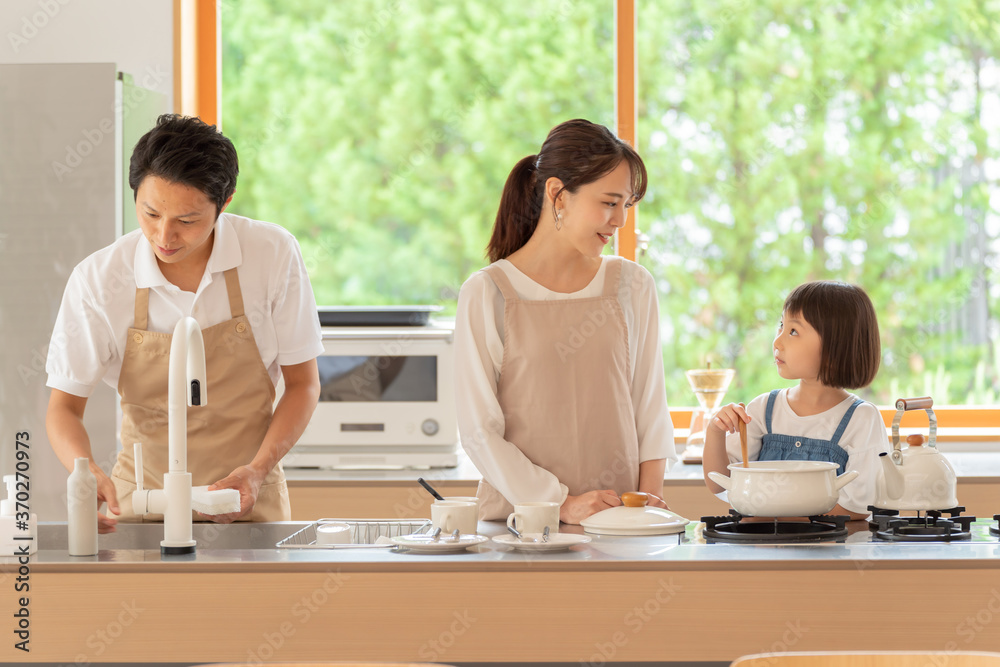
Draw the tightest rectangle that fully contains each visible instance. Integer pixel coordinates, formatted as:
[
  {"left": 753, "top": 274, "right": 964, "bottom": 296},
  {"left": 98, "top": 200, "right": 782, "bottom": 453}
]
[
  {"left": 560, "top": 490, "right": 621, "bottom": 524},
  {"left": 709, "top": 402, "right": 750, "bottom": 435}
]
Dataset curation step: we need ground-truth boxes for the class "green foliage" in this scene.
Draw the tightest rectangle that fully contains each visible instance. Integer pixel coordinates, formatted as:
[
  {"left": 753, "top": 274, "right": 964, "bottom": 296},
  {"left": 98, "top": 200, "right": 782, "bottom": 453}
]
[
  {"left": 222, "top": 0, "right": 1000, "bottom": 407},
  {"left": 635, "top": 0, "right": 1000, "bottom": 407},
  {"left": 222, "top": 0, "right": 613, "bottom": 312}
]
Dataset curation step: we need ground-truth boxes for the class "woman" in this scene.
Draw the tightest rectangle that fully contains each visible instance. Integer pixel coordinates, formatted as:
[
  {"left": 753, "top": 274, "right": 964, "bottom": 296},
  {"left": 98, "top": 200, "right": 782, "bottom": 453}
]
[
  {"left": 455, "top": 119, "right": 676, "bottom": 524},
  {"left": 45, "top": 114, "right": 323, "bottom": 531}
]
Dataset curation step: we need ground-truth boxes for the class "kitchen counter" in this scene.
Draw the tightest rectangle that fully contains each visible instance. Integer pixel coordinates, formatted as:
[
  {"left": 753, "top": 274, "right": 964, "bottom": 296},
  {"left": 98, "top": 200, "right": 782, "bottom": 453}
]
[
  {"left": 283, "top": 451, "right": 1000, "bottom": 521},
  {"left": 6, "top": 519, "right": 1000, "bottom": 663}
]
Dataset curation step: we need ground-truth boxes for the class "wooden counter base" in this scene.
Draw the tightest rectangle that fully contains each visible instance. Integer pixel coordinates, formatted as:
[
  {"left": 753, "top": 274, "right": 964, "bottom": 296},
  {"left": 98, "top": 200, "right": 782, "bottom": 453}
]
[{"left": 12, "top": 567, "right": 1000, "bottom": 663}]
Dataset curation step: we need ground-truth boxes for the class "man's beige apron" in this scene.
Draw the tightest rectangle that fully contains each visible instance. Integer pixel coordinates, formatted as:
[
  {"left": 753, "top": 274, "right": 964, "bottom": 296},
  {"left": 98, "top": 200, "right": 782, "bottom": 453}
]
[
  {"left": 477, "top": 257, "right": 640, "bottom": 520},
  {"left": 111, "top": 268, "right": 291, "bottom": 522}
]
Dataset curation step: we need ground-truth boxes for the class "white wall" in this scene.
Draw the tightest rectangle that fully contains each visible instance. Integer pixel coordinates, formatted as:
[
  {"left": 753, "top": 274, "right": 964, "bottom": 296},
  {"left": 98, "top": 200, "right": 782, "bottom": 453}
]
[
  {"left": 0, "top": 0, "right": 173, "bottom": 108},
  {"left": 0, "top": 0, "right": 174, "bottom": 521}
]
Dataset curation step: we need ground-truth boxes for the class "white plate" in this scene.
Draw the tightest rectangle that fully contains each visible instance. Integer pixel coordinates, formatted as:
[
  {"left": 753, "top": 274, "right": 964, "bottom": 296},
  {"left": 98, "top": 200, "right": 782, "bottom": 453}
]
[
  {"left": 391, "top": 534, "right": 488, "bottom": 554},
  {"left": 491, "top": 533, "right": 591, "bottom": 552}
]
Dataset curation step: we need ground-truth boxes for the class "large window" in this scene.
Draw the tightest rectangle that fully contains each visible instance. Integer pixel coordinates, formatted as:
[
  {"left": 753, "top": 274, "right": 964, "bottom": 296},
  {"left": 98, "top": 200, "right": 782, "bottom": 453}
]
[
  {"left": 222, "top": 0, "right": 614, "bottom": 307},
  {"left": 223, "top": 1, "right": 1000, "bottom": 409},
  {"left": 637, "top": 2, "right": 1000, "bottom": 407}
]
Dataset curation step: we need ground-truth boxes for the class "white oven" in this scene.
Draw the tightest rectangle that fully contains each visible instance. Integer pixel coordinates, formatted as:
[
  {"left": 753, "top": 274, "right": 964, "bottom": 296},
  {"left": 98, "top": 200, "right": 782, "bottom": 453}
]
[{"left": 281, "top": 321, "right": 459, "bottom": 469}]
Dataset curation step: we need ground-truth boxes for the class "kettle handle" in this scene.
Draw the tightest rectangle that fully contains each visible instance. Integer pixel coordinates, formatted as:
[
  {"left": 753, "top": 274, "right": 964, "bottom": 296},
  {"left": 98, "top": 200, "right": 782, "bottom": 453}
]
[{"left": 891, "top": 396, "right": 938, "bottom": 460}]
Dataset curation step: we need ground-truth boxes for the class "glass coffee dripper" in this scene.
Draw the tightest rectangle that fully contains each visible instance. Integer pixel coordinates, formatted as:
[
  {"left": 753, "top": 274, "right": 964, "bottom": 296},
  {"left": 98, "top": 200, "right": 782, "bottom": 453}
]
[{"left": 683, "top": 365, "right": 735, "bottom": 448}]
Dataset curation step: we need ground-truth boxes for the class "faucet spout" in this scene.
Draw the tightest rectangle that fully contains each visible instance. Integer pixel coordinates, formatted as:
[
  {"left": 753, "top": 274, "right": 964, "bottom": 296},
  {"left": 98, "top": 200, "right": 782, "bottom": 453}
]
[
  {"left": 160, "top": 316, "right": 207, "bottom": 555},
  {"left": 169, "top": 317, "right": 207, "bottom": 473}
]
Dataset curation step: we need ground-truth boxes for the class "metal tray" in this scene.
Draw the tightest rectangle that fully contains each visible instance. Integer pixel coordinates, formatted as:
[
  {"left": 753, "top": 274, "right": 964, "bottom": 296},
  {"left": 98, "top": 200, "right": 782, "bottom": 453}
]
[
  {"left": 276, "top": 518, "right": 432, "bottom": 549},
  {"left": 317, "top": 306, "right": 443, "bottom": 327}
]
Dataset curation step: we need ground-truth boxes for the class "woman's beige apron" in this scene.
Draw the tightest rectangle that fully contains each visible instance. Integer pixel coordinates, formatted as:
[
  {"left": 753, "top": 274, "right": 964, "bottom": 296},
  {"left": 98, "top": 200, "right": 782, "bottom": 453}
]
[
  {"left": 111, "top": 267, "right": 291, "bottom": 522},
  {"left": 477, "top": 257, "right": 640, "bottom": 520}
]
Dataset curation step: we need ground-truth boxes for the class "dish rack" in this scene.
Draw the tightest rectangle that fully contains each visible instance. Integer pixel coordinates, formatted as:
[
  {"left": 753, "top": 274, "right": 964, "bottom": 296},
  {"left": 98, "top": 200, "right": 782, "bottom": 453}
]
[{"left": 276, "top": 518, "right": 432, "bottom": 549}]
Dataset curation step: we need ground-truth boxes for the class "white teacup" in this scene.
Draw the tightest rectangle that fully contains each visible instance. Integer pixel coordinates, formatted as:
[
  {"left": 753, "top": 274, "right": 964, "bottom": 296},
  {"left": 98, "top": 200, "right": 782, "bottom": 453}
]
[
  {"left": 316, "top": 521, "right": 352, "bottom": 545},
  {"left": 507, "top": 501, "right": 560, "bottom": 535},
  {"left": 443, "top": 496, "right": 480, "bottom": 519},
  {"left": 431, "top": 500, "right": 478, "bottom": 535}
]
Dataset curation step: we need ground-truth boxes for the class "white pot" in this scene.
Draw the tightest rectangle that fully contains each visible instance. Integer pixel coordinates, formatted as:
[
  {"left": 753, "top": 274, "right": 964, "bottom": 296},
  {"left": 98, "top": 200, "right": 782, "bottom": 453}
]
[{"left": 707, "top": 461, "right": 859, "bottom": 517}]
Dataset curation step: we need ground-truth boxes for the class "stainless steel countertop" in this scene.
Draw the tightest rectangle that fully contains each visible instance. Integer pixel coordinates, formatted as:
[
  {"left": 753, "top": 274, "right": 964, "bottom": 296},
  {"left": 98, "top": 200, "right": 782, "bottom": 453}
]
[{"left": 10, "top": 519, "right": 1000, "bottom": 572}]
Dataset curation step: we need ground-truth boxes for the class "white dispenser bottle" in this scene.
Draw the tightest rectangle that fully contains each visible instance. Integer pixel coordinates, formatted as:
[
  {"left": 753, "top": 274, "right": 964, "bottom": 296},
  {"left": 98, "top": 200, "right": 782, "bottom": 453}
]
[
  {"left": 67, "top": 458, "right": 98, "bottom": 556},
  {"left": 0, "top": 474, "right": 37, "bottom": 556}
]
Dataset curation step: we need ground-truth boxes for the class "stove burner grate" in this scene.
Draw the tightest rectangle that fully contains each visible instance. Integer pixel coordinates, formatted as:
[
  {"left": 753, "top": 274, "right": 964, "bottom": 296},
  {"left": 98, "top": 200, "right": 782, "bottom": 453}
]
[
  {"left": 701, "top": 511, "right": 849, "bottom": 543},
  {"left": 868, "top": 507, "right": 974, "bottom": 542}
]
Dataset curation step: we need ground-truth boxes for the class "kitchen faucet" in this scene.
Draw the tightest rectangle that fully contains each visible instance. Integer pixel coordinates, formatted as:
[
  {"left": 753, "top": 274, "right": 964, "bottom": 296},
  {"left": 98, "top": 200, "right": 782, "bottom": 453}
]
[{"left": 131, "top": 316, "right": 238, "bottom": 555}]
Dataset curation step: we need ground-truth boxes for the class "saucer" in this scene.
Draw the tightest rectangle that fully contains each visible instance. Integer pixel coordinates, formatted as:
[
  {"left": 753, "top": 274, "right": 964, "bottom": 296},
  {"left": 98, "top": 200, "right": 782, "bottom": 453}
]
[
  {"left": 391, "top": 534, "right": 488, "bottom": 554},
  {"left": 491, "top": 533, "right": 591, "bottom": 552}
]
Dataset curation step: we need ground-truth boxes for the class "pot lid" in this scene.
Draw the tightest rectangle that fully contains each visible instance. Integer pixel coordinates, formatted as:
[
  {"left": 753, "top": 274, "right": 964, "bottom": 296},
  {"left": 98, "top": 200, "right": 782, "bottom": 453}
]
[{"left": 580, "top": 492, "right": 690, "bottom": 536}]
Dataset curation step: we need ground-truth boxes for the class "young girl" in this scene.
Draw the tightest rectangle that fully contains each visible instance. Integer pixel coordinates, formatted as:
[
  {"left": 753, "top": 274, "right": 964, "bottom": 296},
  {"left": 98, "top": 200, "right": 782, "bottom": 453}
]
[
  {"left": 454, "top": 119, "right": 676, "bottom": 524},
  {"left": 702, "top": 281, "right": 888, "bottom": 520}
]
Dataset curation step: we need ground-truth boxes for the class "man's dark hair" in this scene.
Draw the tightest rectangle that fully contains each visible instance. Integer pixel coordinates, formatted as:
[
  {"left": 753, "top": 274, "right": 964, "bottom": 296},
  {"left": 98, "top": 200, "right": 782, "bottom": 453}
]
[{"left": 128, "top": 114, "right": 238, "bottom": 215}]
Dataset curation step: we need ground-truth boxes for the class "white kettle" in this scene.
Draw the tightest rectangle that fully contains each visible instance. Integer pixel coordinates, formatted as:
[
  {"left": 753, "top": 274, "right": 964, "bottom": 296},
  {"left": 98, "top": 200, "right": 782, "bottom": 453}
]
[{"left": 875, "top": 396, "right": 959, "bottom": 511}]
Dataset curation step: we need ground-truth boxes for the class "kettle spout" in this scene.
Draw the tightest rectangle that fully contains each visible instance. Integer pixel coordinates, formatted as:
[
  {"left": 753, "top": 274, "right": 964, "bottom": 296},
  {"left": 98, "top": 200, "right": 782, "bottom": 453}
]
[{"left": 879, "top": 452, "right": 905, "bottom": 500}]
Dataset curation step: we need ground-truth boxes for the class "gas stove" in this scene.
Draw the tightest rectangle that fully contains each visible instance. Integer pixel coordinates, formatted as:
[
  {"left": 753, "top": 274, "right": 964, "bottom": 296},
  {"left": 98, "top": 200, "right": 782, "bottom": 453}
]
[
  {"left": 700, "top": 511, "right": 850, "bottom": 543},
  {"left": 867, "top": 506, "right": 976, "bottom": 542},
  {"left": 685, "top": 509, "right": 1000, "bottom": 546}
]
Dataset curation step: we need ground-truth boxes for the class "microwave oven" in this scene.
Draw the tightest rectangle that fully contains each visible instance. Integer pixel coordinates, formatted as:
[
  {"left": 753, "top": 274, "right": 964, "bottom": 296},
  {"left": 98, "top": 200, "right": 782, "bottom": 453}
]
[{"left": 281, "top": 322, "right": 459, "bottom": 469}]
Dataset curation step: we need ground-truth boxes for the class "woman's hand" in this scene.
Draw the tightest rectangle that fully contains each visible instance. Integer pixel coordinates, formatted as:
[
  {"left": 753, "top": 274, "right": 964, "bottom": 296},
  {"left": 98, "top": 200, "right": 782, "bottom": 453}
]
[
  {"left": 94, "top": 469, "right": 119, "bottom": 534},
  {"left": 637, "top": 491, "right": 669, "bottom": 510},
  {"left": 204, "top": 465, "right": 266, "bottom": 523},
  {"left": 560, "top": 490, "right": 621, "bottom": 524},
  {"left": 709, "top": 402, "right": 750, "bottom": 435}
]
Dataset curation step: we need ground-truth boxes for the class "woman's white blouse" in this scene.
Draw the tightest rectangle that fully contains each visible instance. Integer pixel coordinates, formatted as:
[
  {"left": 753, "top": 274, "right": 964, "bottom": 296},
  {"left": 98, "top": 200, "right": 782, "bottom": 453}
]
[{"left": 454, "top": 257, "right": 676, "bottom": 505}]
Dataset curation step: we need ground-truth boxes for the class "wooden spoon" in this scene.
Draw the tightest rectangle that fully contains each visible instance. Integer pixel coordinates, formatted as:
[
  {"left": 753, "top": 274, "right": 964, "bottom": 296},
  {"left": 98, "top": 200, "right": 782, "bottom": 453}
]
[{"left": 738, "top": 402, "right": 749, "bottom": 468}]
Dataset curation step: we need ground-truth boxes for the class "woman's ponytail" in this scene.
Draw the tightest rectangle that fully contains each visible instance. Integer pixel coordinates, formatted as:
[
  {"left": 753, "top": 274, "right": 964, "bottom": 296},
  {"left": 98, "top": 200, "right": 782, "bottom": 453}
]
[
  {"left": 484, "top": 119, "right": 648, "bottom": 264},
  {"left": 487, "top": 154, "right": 541, "bottom": 262}
]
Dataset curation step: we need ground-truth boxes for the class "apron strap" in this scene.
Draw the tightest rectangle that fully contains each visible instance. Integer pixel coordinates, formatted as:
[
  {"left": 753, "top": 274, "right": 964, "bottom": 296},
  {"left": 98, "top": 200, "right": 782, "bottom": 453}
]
[
  {"left": 602, "top": 257, "right": 623, "bottom": 297},
  {"left": 133, "top": 287, "right": 150, "bottom": 330},
  {"left": 223, "top": 268, "right": 245, "bottom": 318},
  {"left": 829, "top": 398, "right": 864, "bottom": 447},
  {"left": 484, "top": 264, "right": 519, "bottom": 301},
  {"left": 764, "top": 389, "right": 780, "bottom": 434}
]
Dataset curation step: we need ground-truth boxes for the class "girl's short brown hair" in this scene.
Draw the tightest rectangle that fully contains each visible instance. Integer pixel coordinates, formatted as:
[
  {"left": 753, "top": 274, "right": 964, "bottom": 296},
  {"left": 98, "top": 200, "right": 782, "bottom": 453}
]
[{"left": 784, "top": 281, "right": 881, "bottom": 390}]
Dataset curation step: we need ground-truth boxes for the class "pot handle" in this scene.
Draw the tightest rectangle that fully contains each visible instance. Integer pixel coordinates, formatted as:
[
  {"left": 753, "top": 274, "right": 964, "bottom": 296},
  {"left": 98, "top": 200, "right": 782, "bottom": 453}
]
[
  {"left": 834, "top": 469, "right": 860, "bottom": 491},
  {"left": 707, "top": 471, "right": 732, "bottom": 491}
]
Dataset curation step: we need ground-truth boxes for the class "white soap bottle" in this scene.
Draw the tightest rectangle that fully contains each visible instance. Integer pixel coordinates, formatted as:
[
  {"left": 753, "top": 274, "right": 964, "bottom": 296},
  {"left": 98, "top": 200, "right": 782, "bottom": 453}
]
[
  {"left": 0, "top": 474, "right": 37, "bottom": 556},
  {"left": 67, "top": 458, "right": 98, "bottom": 556}
]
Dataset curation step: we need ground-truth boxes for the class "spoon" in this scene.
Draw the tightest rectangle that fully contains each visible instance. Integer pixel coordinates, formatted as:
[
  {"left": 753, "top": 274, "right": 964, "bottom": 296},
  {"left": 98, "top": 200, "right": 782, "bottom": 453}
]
[
  {"left": 507, "top": 525, "right": 533, "bottom": 542},
  {"left": 417, "top": 477, "right": 445, "bottom": 501},
  {"left": 738, "top": 402, "right": 749, "bottom": 468},
  {"left": 542, "top": 526, "right": 550, "bottom": 543}
]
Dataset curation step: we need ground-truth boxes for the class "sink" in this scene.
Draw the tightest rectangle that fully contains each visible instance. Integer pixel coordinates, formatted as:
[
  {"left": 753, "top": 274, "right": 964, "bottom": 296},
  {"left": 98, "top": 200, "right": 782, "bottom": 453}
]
[{"left": 37, "top": 521, "right": 308, "bottom": 551}]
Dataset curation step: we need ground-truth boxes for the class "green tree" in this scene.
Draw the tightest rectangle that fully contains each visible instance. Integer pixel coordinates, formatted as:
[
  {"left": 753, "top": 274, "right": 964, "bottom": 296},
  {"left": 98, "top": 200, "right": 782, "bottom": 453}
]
[{"left": 636, "top": 0, "right": 1000, "bottom": 406}]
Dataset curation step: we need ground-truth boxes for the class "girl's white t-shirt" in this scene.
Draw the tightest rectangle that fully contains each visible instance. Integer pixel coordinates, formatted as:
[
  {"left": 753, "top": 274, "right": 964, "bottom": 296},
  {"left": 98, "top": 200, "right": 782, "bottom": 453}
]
[{"left": 724, "top": 389, "right": 890, "bottom": 513}]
